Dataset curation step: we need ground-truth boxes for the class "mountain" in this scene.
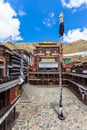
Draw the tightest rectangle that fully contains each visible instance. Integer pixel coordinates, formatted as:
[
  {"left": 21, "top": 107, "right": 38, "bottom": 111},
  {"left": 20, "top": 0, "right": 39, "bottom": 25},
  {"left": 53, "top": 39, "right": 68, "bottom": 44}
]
[
  {"left": 63, "top": 39, "right": 87, "bottom": 62},
  {"left": 4, "top": 40, "right": 87, "bottom": 62},
  {"left": 5, "top": 42, "right": 36, "bottom": 53},
  {"left": 5, "top": 39, "right": 87, "bottom": 53},
  {"left": 4, "top": 39, "right": 87, "bottom": 62},
  {"left": 15, "top": 43, "right": 36, "bottom": 53},
  {"left": 63, "top": 39, "right": 87, "bottom": 54}
]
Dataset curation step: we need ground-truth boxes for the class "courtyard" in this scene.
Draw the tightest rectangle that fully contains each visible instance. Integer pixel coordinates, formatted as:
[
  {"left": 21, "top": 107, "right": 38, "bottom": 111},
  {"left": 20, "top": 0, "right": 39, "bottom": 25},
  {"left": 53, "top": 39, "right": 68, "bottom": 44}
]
[{"left": 9, "top": 84, "right": 87, "bottom": 130}]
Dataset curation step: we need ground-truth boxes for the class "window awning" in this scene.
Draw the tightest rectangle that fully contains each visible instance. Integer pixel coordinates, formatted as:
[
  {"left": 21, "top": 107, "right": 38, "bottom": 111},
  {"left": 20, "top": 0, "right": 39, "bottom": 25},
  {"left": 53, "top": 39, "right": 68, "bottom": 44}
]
[{"left": 39, "top": 62, "right": 58, "bottom": 68}]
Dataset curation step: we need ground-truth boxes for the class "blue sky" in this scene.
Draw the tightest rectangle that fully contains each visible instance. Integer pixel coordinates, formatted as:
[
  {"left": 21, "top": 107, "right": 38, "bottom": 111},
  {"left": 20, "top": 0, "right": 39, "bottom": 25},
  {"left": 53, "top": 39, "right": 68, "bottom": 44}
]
[{"left": 0, "top": 0, "right": 87, "bottom": 43}]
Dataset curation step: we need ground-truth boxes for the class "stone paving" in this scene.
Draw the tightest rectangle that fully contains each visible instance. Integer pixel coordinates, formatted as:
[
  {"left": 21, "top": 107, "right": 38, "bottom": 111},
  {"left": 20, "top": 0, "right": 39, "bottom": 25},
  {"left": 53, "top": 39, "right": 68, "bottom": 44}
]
[{"left": 9, "top": 84, "right": 87, "bottom": 130}]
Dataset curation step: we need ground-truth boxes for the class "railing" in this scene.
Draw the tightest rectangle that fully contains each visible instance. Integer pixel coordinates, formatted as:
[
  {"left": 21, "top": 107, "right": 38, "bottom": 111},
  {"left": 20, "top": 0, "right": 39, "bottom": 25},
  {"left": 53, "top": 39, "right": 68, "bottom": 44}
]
[
  {"left": 0, "top": 76, "right": 18, "bottom": 84},
  {"left": 0, "top": 79, "right": 19, "bottom": 93},
  {"left": 63, "top": 72, "right": 87, "bottom": 78},
  {"left": 64, "top": 79, "right": 87, "bottom": 101},
  {"left": 0, "top": 97, "right": 20, "bottom": 125},
  {"left": 29, "top": 71, "right": 59, "bottom": 74}
]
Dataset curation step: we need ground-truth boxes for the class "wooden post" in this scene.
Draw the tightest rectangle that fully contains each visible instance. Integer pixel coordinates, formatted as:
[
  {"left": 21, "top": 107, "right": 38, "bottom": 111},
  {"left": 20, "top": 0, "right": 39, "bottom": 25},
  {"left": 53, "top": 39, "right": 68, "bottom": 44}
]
[
  {"left": 37, "top": 55, "right": 39, "bottom": 71},
  {"left": 13, "top": 107, "right": 16, "bottom": 120},
  {"left": 5, "top": 91, "right": 8, "bottom": 107},
  {"left": 27, "top": 65, "right": 29, "bottom": 84},
  {"left": 2, "top": 58, "right": 6, "bottom": 76},
  {"left": 58, "top": 12, "right": 65, "bottom": 120},
  {"left": 58, "top": 56, "right": 59, "bottom": 71},
  {"left": 42, "top": 74, "right": 44, "bottom": 85},
  {"left": 3, "top": 119, "right": 7, "bottom": 130},
  {"left": 54, "top": 74, "right": 55, "bottom": 85}
]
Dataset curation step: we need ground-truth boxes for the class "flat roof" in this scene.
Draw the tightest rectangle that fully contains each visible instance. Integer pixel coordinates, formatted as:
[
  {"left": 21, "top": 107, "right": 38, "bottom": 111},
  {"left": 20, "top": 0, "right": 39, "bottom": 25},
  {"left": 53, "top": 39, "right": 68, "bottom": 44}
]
[{"left": 35, "top": 41, "right": 60, "bottom": 47}]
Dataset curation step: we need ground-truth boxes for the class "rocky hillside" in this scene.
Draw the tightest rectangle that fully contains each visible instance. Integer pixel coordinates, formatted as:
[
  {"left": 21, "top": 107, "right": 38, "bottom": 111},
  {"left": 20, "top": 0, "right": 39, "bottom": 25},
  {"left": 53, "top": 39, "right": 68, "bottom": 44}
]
[
  {"left": 63, "top": 39, "right": 87, "bottom": 62},
  {"left": 63, "top": 39, "right": 87, "bottom": 54},
  {"left": 5, "top": 42, "right": 36, "bottom": 53},
  {"left": 5, "top": 39, "right": 87, "bottom": 54},
  {"left": 4, "top": 40, "right": 87, "bottom": 62}
]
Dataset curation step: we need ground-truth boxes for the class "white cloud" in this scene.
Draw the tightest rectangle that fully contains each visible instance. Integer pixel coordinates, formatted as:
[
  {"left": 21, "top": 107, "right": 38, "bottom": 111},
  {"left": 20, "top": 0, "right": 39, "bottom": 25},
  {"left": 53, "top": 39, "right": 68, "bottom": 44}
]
[
  {"left": 0, "top": 0, "right": 3, "bottom": 4},
  {"left": 61, "top": 0, "right": 87, "bottom": 8},
  {"left": 43, "top": 12, "right": 56, "bottom": 28},
  {"left": 35, "top": 27, "right": 41, "bottom": 32},
  {"left": 18, "top": 10, "right": 26, "bottom": 16},
  {"left": 50, "top": 12, "right": 55, "bottom": 17},
  {"left": 0, "top": 0, "right": 22, "bottom": 42},
  {"left": 72, "top": 9, "right": 77, "bottom": 13},
  {"left": 63, "top": 28, "right": 87, "bottom": 43}
]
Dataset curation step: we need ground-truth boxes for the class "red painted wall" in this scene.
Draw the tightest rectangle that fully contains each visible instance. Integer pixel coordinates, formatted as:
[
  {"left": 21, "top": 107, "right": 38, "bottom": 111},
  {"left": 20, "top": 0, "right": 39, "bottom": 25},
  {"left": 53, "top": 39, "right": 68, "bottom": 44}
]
[{"left": 9, "top": 85, "right": 20, "bottom": 105}]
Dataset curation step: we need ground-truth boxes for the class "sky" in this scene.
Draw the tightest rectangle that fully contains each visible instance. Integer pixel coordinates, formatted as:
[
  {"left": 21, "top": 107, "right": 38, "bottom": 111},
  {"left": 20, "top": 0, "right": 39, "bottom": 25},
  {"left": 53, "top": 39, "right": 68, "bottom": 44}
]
[{"left": 0, "top": 0, "right": 87, "bottom": 44}]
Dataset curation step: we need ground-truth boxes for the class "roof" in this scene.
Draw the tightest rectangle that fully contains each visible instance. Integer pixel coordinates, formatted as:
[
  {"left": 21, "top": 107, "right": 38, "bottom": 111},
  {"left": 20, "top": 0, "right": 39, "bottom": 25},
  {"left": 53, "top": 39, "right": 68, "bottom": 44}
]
[
  {"left": 39, "top": 55, "right": 58, "bottom": 58},
  {"left": 63, "top": 58, "right": 72, "bottom": 64},
  {"left": 13, "top": 49, "right": 31, "bottom": 56},
  {"left": 35, "top": 41, "right": 60, "bottom": 47},
  {"left": 0, "top": 44, "right": 13, "bottom": 55},
  {"left": 5, "top": 42, "right": 17, "bottom": 50}
]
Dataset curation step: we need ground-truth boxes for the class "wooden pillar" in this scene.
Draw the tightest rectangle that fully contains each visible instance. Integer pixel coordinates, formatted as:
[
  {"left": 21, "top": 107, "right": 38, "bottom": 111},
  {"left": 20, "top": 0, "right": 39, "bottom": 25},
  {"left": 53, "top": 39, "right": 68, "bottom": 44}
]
[
  {"left": 36, "top": 74, "right": 39, "bottom": 85},
  {"left": 42, "top": 74, "right": 43, "bottom": 85},
  {"left": 2, "top": 58, "right": 6, "bottom": 76},
  {"left": 37, "top": 56, "right": 39, "bottom": 71},
  {"left": 54, "top": 74, "right": 55, "bottom": 85},
  {"left": 57, "top": 56, "right": 60, "bottom": 71},
  {"left": 27, "top": 64, "right": 29, "bottom": 83},
  {"left": 48, "top": 74, "right": 49, "bottom": 85},
  {"left": 13, "top": 107, "right": 16, "bottom": 120},
  {"left": 41, "top": 74, "right": 42, "bottom": 85},
  {"left": 5, "top": 91, "right": 8, "bottom": 107},
  {"left": 42, "top": 80, "right": 44, "bottom": 85},
  {"left": 3, "top": 119, "right": 7, "bottom": 130},
  {"left": 44, "top": 68, "right": 45, "bottom": 71},
  {"left": 27, "top": 65, "right": 30, "bottom": 84}
]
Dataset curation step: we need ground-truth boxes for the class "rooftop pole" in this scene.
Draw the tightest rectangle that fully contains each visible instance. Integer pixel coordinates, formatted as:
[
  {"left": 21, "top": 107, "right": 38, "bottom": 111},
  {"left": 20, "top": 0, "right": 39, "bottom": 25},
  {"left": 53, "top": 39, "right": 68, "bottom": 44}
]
[{"left": 58, "top": 12, "right": 65, "bottom": 120}]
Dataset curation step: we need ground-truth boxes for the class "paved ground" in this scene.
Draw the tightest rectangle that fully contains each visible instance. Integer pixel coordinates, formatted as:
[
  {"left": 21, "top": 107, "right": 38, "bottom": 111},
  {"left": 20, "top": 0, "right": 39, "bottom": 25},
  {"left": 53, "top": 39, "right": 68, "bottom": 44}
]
[{"left": 9, "top": 84, "right": 87, "bottom": 130}]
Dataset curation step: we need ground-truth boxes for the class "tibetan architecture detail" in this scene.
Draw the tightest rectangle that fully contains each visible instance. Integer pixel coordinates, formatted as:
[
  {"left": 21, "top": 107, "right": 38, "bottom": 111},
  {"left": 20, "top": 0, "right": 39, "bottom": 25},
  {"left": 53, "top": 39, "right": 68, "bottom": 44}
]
[
  {"left": 0, "top": 41, "right": 87, "bottom": 129},
  {"left": 0, "top": 44, "right": 32, "bottom": 130}
]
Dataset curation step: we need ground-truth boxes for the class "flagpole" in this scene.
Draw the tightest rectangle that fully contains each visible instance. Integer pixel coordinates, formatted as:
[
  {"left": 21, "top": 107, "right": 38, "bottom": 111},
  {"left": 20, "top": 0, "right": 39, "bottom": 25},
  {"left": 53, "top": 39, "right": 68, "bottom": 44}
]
[{"left": 58, "top": 12, "right": 65, "bottom": 120}]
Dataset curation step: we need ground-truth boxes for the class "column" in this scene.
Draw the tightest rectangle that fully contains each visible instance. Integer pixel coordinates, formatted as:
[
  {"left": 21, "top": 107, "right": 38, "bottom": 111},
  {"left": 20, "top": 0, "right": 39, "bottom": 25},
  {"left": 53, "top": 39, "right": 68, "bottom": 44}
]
[
  {"left": 5, "top": 91, "right": 8, "bottom": 107},
  {"left": 2, "top": 58, "right": 6, "bottom": 76},
  {"left": 3, "top": 119, "right": 7, "bottom": 130},
  {"left": 13, "top": 107, "right": 16, "bottom": 120}
]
